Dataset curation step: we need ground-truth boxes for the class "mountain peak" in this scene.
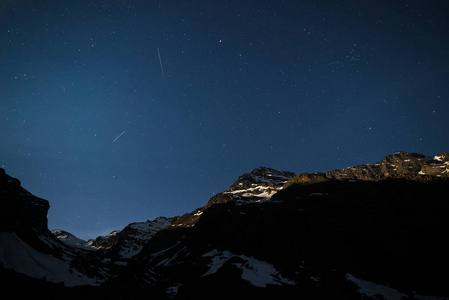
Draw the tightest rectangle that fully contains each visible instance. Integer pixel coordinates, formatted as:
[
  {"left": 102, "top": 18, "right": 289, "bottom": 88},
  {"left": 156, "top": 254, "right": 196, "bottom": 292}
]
[
  {"left": 170, "top": 166, "right": 296, "bottom": 228},
  {"left": 224, "top": 167, "right": 295, "bottom": 199}
]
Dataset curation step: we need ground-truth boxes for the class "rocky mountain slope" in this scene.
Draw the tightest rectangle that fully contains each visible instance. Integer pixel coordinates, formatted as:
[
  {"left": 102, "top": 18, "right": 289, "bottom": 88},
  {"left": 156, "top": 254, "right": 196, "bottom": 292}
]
[
  {"left": 170, "top": 166, "right": 295, "bottom": 228},
  {"left": 54, "top": 218, "right": 176, "bottom": 259},
  {"left": 1, "top": 152, "right": 449, "bottom": 299},
  {"left": 86, "top": 217, "right": 174, "bottom": 258},
  {"left": 326, "top": 151, "right": 449, "bottom": 181},
  {"left": 0, "top": 169, "right": 127, "bottom": 289},
  {"left": 53, "top": 167, "right": 293, "bottom": 259}
]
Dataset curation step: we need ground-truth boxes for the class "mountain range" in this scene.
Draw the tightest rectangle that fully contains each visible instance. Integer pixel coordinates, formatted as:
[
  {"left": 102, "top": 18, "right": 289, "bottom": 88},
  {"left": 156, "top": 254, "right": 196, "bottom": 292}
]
[{"left": 1, "top": 151, "right": 448, "bottom": 299}]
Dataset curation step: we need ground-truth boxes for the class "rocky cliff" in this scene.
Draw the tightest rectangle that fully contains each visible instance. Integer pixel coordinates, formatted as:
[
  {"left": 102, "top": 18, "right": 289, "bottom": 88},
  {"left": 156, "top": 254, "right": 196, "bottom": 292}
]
[
  {"left": 0, "top": 168, "right": 125, "bottom": 289},
  {"left": 0, "top": 168, "right": 49, "bottom": 235}
]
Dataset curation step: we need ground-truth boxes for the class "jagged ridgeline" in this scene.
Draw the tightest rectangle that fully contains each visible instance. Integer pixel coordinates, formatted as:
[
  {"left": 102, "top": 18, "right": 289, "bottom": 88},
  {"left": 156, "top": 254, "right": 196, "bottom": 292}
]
[{"left": 1, "top": 152, "right": 448, "bottom": 299}]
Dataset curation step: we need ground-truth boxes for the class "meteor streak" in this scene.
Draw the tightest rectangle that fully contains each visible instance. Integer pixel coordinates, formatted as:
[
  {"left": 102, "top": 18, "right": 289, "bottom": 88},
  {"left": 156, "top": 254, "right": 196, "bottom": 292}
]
[
  {"left": 157, "top": 47, "right": 166, "bottom": 82},
  {"left": 113, "top": 131, "right": 126, "bottom": 143}
]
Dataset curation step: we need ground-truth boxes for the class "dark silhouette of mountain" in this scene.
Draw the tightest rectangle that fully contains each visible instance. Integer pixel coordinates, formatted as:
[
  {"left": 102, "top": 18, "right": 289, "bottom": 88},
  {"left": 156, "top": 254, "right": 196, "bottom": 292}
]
[
  {"left": 1, "top": 152, "right": 449, "bottom": 299},
  {"left": 0, "top": 168, "right": 129, "bottom": 293}
]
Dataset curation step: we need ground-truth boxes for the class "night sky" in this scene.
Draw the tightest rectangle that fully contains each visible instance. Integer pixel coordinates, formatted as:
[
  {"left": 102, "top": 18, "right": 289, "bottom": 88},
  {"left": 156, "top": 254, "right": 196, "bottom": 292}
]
[{"left": 1, "top": 1, "right": 448, "bottom": 240}]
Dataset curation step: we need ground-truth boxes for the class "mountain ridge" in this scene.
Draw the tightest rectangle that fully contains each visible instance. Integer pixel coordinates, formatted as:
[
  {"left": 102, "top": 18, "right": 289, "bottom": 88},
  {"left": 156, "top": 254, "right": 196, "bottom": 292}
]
[
  {"left": 53, "top": 151, "right": 449, "bottom": 248},
  {"left": 326, "top": 151, "right": 449, "bottom": 181},
  {"left": 1, "top": 151, "right": 449, "bottom": 299}
]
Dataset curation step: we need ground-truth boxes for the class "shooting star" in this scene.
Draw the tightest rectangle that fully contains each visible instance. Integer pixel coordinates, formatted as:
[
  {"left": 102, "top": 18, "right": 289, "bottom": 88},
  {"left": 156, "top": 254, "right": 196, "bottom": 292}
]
[
  {"left": 113, "top": 131, "right": 126, "bottom": 143},
  {"left": 328, "top": 60, "right": 342, "bottom": 66},
  {"left": 157, "top": 47, "right": 166, "bottom": 82}
]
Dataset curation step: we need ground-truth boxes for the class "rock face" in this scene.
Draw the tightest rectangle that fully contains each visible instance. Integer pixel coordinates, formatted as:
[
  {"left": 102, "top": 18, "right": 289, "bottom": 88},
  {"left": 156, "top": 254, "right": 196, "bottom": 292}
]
[
  {"left": 326, "top": 152, "right": 449, "bottom": 181},
  {"left": 0, "top": 168, "right": 123, "bottom": 289},
  {"left": 0, "top": 168, "right": 56, "bottom": 258},
  {"left": 0, "top": 168, "right": 49, "bottom": 234},
  {"left": 283, "top": 152, "right": 449, "bottom": 189}
]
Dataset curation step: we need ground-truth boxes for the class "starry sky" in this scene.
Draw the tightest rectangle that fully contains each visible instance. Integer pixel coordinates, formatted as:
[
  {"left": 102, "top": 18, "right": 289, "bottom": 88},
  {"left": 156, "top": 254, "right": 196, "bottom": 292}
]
[{"left": 1, "top": 1, "right": 448, "bottom": 240}]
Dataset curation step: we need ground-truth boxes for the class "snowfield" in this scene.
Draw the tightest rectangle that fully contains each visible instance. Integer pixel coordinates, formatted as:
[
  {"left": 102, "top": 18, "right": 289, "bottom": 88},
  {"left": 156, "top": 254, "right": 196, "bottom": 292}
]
[
  {"left": 0, "top": 232, "right": 101, "bottom": 286},
  {"left": 346, "top": 274, "right": 448, "bottom": 300},
  {"left": 202, "top": 249, "right": 295, "bottom": 288},
  {"left": 51, "top": 229, "right": 97, "bottom": 251}
]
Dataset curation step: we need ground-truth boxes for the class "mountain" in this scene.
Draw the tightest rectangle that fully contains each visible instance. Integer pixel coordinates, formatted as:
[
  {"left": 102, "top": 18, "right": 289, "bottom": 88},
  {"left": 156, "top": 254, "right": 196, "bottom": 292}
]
[
  {"left": 326, "top": 151, "right": 449, "bottom": 181},
  {"left": 88, "top": 217, "right": 175, "bottom": 258},
  {"left": 58, "top": 167, "right": 294, "bottom": 259},
  {"left": 169, "top": 166, "right": 295, "bottom": 228},
  {"left": 224, "top": 166, "right": 296, "bottom": 199},
  {"left": 52, "top": 229, "right": 97, "bottom": 251},
  {"left": 54, "top": 217, "right": 175, "bottom": 259},
  {"left": 0, "top": 168, "right": 126, "bottom": 290},
  {"left": 1, "top": 152, "right": 449, "bottom": 299},
  {"left": 131, "top": 155, "right": 449, "bottom": 299}
]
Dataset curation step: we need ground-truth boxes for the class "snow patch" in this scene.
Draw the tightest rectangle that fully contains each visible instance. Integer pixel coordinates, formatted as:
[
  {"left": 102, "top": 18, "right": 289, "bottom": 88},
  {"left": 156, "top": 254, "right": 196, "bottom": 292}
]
[
  {"left": 413, "top": 295, "right": 449, "bottom": 300},
  {"left": 346, "top": 274, "right": 406, "bottom": 300},
  {"left": 166, "top": 283, "right": 182, "bottom": 299},
  {"left": 225, "top": 185, "right": 275, "bottom": 198},
  {"left": 308, "top": 193, "right": 329, "bottom": 196},
  {"left": 202, "top": 249, "right": 295, "bottom": 287},
  {"left": 347, "top": 274, "right": 449, "bottom": 300},
  {"left": 201, "top": 249, "right": 229, "bottom": 277}
]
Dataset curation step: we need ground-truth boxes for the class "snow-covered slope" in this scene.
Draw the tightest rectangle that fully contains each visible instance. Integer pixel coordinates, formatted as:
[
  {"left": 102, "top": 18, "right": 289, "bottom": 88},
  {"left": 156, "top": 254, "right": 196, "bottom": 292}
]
[
  {"left": 0, "top": 168, "right": 122, "bottom": 286},
  {"left": 52, "top": 229, "right": 97, "bottom": 251},
  {"left": 0, "top": 232, "right": 101, "bottom": 286},
  {"left": 89, "top": 217, "right": 174, "bottom": 258},
  {"left": 201, "top": 249, "right": 296, "bottom": 287}
]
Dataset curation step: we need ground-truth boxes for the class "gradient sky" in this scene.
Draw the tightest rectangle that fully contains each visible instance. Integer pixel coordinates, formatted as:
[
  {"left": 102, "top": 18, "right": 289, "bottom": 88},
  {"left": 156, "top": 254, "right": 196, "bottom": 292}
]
[{"left": 1, "top": 0, "right": 448, "bottom": 240}]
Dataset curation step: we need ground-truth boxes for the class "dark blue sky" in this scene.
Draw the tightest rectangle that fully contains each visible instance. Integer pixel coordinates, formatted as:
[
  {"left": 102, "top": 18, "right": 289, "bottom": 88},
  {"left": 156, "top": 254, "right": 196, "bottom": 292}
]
[{"left": 1, "top": 0, "right": 448, "bottom": 239}]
